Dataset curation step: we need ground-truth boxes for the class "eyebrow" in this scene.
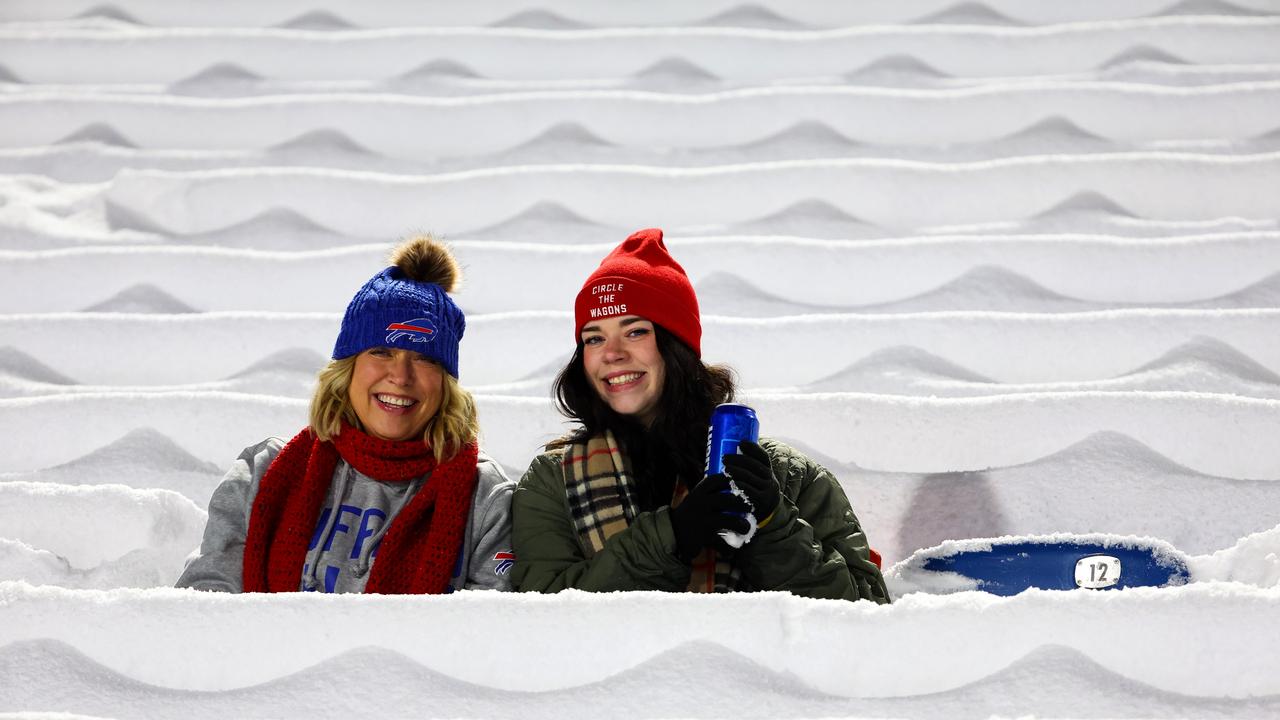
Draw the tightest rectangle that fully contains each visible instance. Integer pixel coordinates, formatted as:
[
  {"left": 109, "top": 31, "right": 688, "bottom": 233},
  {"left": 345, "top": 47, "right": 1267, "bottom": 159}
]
[
  {"left": 580, "top": 317, "right": 648, "bottom": 335},
  {"left": 379, "top": 346, "right": 432, "bottom": 363}
]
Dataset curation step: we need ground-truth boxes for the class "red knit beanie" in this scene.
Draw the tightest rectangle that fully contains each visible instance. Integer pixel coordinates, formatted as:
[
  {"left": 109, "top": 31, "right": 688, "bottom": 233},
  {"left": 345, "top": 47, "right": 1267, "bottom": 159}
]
[{"left": 574, "top": 228, "right": 702, "bottom": 356}]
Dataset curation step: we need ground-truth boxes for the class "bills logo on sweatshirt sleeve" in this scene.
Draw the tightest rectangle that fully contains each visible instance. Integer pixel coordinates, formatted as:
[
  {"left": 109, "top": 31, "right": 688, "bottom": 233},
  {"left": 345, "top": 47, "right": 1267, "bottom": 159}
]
[{"left": 493, "top": 551, "right": 515, "bottom": 575}]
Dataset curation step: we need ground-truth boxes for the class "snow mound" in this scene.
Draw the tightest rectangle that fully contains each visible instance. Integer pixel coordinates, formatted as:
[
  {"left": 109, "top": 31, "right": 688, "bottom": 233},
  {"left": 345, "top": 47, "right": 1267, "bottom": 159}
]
[
  {"left": 844, "top": 55, "right": 953, "bottom": 87},
  {"left": 1190, "top": 524, "right": 1280, "bottom": 586},
  {"left": 273, "top": 11, "right": 355, "bottom": 31},
  {"left": 914, "top": 3, "right": 1025, "bottom": 26},
  {"left": 176, "top": 209, "right": 364, "bottom": 250},
  {"left": 389, "top": 59, "right": 483, "bottom": 88},
  {"left": 802, "top": 346, "right": 998, "bottom": 391},
  {"left": 727, "top": 200, "right": 887, "bottom": 239},
  {"left": 0, "top": 427, "right": 224, "bottom": 504},
  {"left": 56, "top": 124, "right": 138, "bottom": 149},
  {"left": 0, "top": 347, "right": 77, "bottom": 386},
  {"left": 267, "top": 129, "right": 379, "bottom": 159},
  {"left": 168, "top": 64, "right": 265, "bottom": 98},
  {"left": 453, "top": 202, "right": 620, "bottom": 245},
  {"left": 0, "top": 481, "right": 205, "bottom": 575},
  {"left": 488, "top": 10, "right": 586, "bottom": 31},
  {"left": 1152, "top": 0, "right": 1267, "bottom": 18},
  {"left": 82, "top": 284, "right": 198, "bottom": 314},
  {"left": 1100, "top": 44, "right": 1191, "bottom": 69},
  {"left": 693, "top": 5, "right": 811, "bottom": 30},
  {"left": 486, "top": 123, "right": 618, "bottom": 166},
  {"left": 695, "top": 272, "right": 846, "bottom": 317},
  {"left": 72, "top": 4, "right": 144, "bottom": 26},
  {"left": 631, "top": 58, "right": 722, "bottom": 89},
  {"left": 732, "top": 121, "right": 862, "bottom": 157},
  {"left": 1197, "top": 270, "right": 1280, "bottom": 309}
]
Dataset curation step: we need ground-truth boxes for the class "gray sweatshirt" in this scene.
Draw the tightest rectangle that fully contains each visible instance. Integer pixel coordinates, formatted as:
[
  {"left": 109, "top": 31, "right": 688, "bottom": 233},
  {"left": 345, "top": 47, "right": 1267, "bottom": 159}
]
[{"left": 177, "top": 437, "right": 515, "bottom": 593}]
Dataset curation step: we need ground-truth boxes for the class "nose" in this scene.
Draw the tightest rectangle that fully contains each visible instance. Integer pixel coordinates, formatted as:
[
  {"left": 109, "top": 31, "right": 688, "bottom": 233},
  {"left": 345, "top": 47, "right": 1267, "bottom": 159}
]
[
  {"left": 386, "top": 351, "right": 413, "bottom": 384},
  {"left": 600, "top": 334, "right": 627, "bottom": 363}
]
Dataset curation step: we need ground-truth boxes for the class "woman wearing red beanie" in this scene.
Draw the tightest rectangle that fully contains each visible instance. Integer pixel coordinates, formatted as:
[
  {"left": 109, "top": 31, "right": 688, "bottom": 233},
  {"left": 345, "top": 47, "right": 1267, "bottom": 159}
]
[{"left": 511, "top": 228, "right": 889, "bottom": 602}]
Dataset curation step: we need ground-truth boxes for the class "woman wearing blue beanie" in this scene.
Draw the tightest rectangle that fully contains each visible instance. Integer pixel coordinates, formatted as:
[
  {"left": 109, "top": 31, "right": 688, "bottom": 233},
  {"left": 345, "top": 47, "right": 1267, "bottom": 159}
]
[{"left": 178, "top": 236, "right": 514, "bottom": 594}]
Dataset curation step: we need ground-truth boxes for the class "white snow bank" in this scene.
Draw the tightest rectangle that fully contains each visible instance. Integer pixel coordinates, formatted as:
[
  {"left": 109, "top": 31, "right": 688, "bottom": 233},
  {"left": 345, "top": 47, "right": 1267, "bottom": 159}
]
[
  {"left": 7, "top": 184, "right": 1277, "bottom": 250},
  {"left": 5, "top": 639, "right": 1278, "bottom": 719},
  {"left": 0, "top": 392, "right": 559, "bottom": 480},
  {"left": 763, "top": 337, "right": 1280, "bottom": 399},
  {"left": 4, "top": 0, "right": 1276, "bottom": 29},
  {"left": 0, "top": 427, "right": 228, "bottom": 504},
  {"left": 0, "top": 711, "right": 108, "bottom": 720},
  {"left": 11, "top": 336, "right": 1280, "bottom": 401},
  {"left": 748, "top": 391, "right": 1280, "bottom": 478},
  {"left": 1190, "top": 523, "right": 1280, "bottom": 587},
  {"left": 5, "top": 639, "right": 1276, "bottom": 719},
  {"left": 7, "top": 87, "right": 1279, "bottom": 155},
  {"left": 6, "top": 309, "right": 1280, "bottom": 387},
  {"left": 6, "top": 427, "right": 1276, "bottom": 571},
  {"left": 7, "top": 117, "right": 1279, "bottom": 184},
  {"left": 95, "top": 157, "right": 1280, "bottom": 237},
  {"left": 0, "top": 538, "right": 191, "bottom": 591},
  {"left": 1, "top": 581, "right": 1277, "bottom": 700},
  {"left": 0, "top": 482, "right": 204, "bottom": 572},
  {"left": 3, "top": 17, "right": 1279, "bottom": 83},
  {"left": 5, "top": 232, "right": 1280, "bottom": 313},
  {"left": 832, "top": 431, "right": 1280, "bottom": 562},
  {"left": 3, "top": 390, "right": 1279, "bottom": 480}
]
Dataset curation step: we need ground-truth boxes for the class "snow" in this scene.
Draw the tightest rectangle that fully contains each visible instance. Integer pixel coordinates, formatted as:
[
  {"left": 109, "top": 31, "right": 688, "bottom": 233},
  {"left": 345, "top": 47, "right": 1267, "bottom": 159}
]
[
  {"left": 3, "top": 0, "right": 1277, "bottom": 28},
  {"left": 2, "top": 582, "right": 1279, "bottom": 699},
  {"left": 1192, "top": 524, "right": 1280, "bottom": 586},
  {"left": 2, "top": 1, "right": 1280, "bottom": 717}
]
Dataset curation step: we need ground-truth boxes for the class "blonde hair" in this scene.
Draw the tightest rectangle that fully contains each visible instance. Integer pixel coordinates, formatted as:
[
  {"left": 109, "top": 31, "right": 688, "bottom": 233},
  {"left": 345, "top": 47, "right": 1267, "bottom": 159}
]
[{"left": 308, "top": 355, "right": 479, "bottom": 463}]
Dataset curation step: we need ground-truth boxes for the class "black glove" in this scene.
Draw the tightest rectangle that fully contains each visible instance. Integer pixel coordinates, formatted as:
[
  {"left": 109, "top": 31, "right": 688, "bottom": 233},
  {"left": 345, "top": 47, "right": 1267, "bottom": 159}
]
[
  {"left": 669, "top": 474, "right": 752, "bottom": 562},
  {"left": 720, "top": 440, "right": 781, "bottom": 521}
]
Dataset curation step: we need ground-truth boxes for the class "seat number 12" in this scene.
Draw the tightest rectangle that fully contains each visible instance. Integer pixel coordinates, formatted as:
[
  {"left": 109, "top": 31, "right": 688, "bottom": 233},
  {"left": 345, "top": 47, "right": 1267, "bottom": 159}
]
[{"left": 1074, "top": 555, "right": 1122, "bottom": 589}]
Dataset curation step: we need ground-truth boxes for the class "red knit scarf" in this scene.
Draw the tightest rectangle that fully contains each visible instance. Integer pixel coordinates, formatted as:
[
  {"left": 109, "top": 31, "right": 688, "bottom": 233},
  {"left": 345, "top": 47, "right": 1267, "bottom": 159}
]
[{"left": 242, "top": 423, "right": 479, "bottom": 594}]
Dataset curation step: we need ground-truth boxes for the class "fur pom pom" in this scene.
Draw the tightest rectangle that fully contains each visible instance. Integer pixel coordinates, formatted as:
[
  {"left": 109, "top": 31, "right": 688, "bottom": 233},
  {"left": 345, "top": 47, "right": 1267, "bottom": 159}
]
[{"left": 390, "top": 234, "right": 461, "bottom": 292}]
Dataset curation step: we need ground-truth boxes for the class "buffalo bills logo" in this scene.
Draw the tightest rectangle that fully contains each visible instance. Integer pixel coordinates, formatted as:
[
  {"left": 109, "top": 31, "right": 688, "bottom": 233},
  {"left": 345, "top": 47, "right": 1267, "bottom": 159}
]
[
  {"left": 386, "top": 318, "right": 437, "bottom": 344},
  {"left": 493, "top": 551, "right": 515, "bottom": 575}
]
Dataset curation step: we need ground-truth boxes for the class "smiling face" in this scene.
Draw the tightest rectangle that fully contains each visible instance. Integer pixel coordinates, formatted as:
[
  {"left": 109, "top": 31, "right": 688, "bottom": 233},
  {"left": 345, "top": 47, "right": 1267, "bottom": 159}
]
[
  {"left": 347, "top": 347, "right": 445, "bottom": 442},
  {"left": 580, "top": 315, "right": 666, "bottom": 427}
]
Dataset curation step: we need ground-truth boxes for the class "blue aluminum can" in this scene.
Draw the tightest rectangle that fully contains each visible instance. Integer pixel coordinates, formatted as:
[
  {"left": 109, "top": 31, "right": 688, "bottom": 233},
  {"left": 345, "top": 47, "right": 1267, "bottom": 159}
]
[{"left": 704, "top": 403, "right": 760, "bottom": 477}]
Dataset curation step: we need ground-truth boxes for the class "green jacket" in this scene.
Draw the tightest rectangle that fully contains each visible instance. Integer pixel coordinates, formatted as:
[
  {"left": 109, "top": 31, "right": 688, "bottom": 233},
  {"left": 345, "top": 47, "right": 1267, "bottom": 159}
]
[{"left": 511, "top": 438, "right": 890, "bottom": 603}]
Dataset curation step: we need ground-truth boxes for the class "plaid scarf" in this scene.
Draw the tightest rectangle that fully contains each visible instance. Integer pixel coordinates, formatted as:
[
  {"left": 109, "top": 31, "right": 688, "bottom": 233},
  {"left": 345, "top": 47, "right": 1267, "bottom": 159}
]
[
  {"left": 562, "top": 430, "right": 741, "bottom": 592},
  {"left": 243, "top": 423, "right": 479, "bottom": 594}
]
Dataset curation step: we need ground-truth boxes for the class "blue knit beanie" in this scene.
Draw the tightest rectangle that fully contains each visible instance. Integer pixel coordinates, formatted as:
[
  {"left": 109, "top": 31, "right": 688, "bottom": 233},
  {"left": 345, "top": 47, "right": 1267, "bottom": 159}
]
[{"left": 332, "top": 237, "right": 465, "bottom": 378}]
